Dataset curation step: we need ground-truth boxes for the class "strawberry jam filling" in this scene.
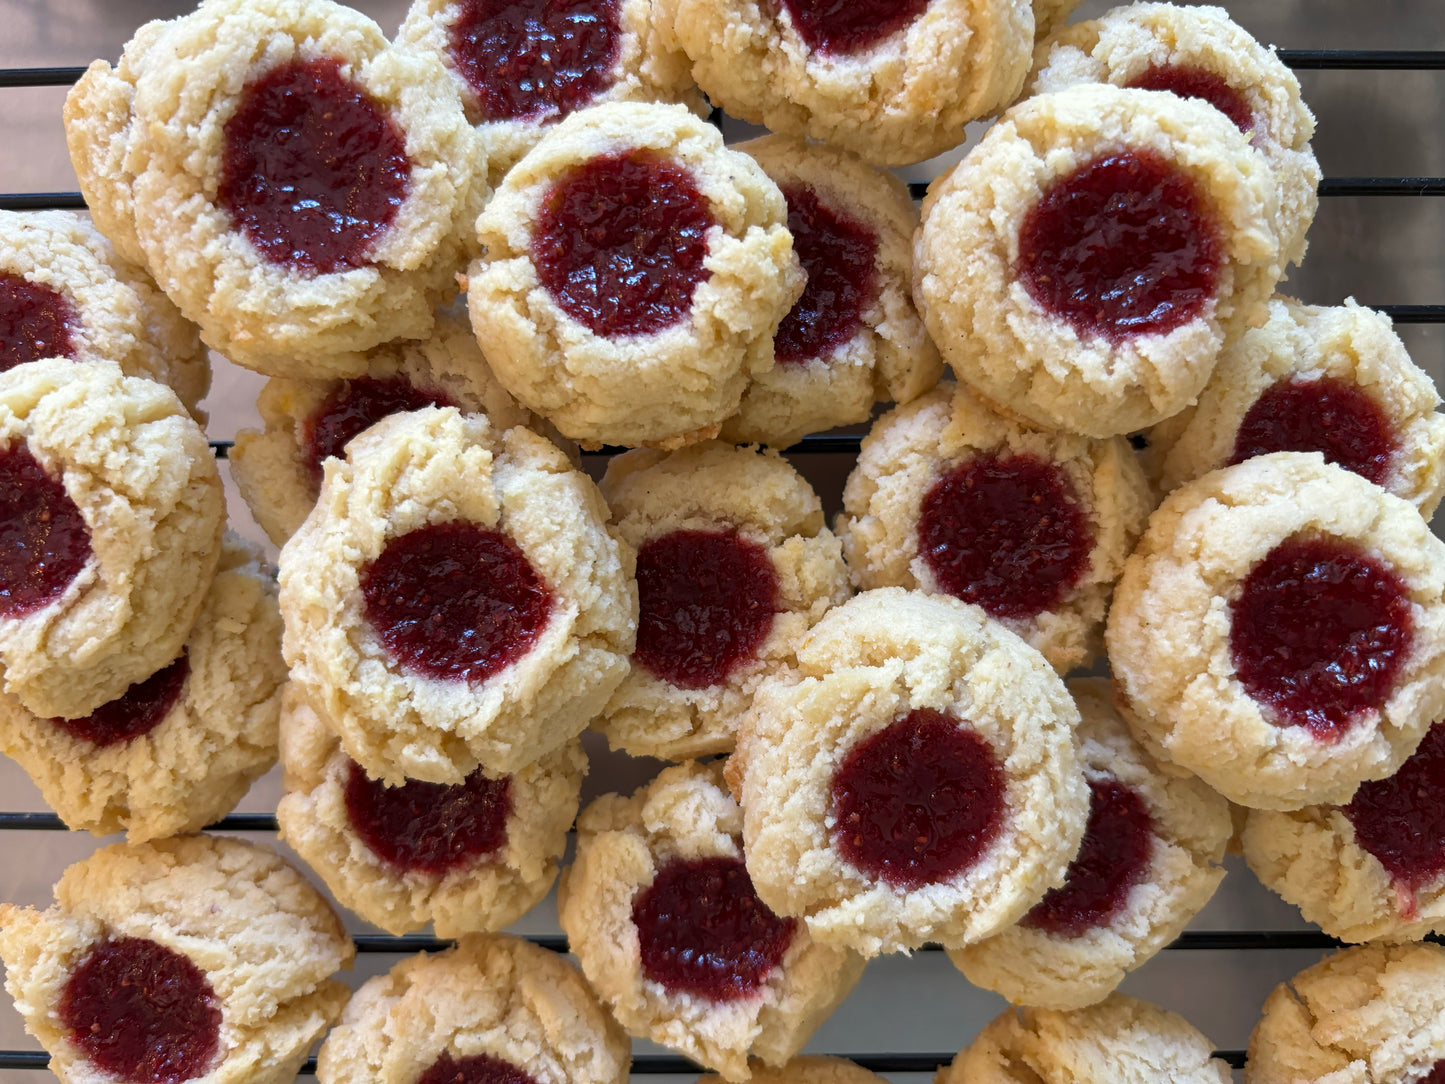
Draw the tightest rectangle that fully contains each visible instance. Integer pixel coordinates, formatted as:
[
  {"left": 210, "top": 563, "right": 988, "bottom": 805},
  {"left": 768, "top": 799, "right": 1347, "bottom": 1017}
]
[
  {"left": 831, "top": 708, "right": 1005, "bottom": 889},
  {"left": 361, "top": 521, "right": 552, "bottom": 684},
  {"left": 1229, "top": 536, "right": 1413, "bottom": 739},
  {"left": 532, "top": 149, "right": 715, "bottom": 338},
  {"left": 59, "top": 936, "right": 220, "bottom": 1084},
  {"left": 448, "top": 0, "right": 621, "bottom": 123},
  {"left": 632, "top": 855, "right": 796, "bottom": 1001},
  {"left": 50, "top": 653, "right": 189, "bottom": 747},
  {"left": 0, "top": 443, "right": 91, "bottom": 617},
  {"left": 219, "top": 56, "right": 410, "bottom": 275},
  {"left": 778, "top": 0, "right": 930, "bottom": 56},
  {"left": 775, "top": 184, "right": 878, "bottom": 364},
  {"left": 1021, "top": 779, "right": 1154, "bottom": 938},
  {"left": 345, "top": 760, "right": 512, "bottom": 875},
  {"left": 1017, "top": 149, "right": 1223, "bottom": 342},
  {"left": 418, "top": 1052, "right": 542, "bottom": 1084},
  {"left": 1124, "top": 64, "right": 1255, "bottom": 133},
  {"left": 1229, "top": 376, "right": 1397, "bottom": 486},
  {"left": 917, "top": 453, "right": 1093, "bottom": 621},
  {"left": 1421, "top": 1061, "right": 1445, "bottom": 1084},
  {"left": 0, "top": 272, "right": 78, "bottom": 371},
  {"left": 1344, "top": 721, "right": 1445, "bottom": 896},
  {"left": 303, "top": 376, "right": 456, "bottom": 485},
  {"left": 634, "top": 529, "right": 779, "bottom": 690}
]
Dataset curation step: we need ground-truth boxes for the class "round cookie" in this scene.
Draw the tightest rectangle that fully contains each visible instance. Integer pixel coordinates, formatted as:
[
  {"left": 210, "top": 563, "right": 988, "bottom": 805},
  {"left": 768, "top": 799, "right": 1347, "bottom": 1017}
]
[
  {"left": 697, "top": 1057, "right": 887, "bottom": 1084},
  {"left": 837, "top": 383, "right": 1153, "bottom": 674},
  {"left": 949, "top": 678, "right": 1231, "bottom": 1010},
  {"left": 718, "top": 134, "right": 941, "bottom": 448},
  {"left": 1106, "top": 452, "right": 1445, "bottom": 811},
  {"left": 0, "top": 835, "right": 354, "bottom": 1084},
  {"left": 731, "top": 587, "right": 1088, "bottom": 956},
  {"left": 230, "top": 310, "right": 535, "bottom": 547},
  {"left": 1245, "top": 943, "right": 1445, "bottom": 1084},
  {"left": 914, "top": 83, "right": 1282, "bottom": 438},
  {"left": 595, "top": 441, "right": 849, "bottom": 761},
  {"left": 0, "top": 359, "right": 224, "bottom": 720},
  {"left": 558, "top": 760, "right": 865, "bottom": 1082},
  {"left": 656, "top": 0, "right": 1035, "bottom": 167},
  {"left": 467, "top": 100, "right": 803, "bottom": 448},
  {"left": 0, "top": 532, "right": 285, "bottom": 842},
  {"left": 277, "top": 684, "right": 585, "bottom": 937},
  {"left": 279, "top": 406, "right": 635, "bottom": 784}
]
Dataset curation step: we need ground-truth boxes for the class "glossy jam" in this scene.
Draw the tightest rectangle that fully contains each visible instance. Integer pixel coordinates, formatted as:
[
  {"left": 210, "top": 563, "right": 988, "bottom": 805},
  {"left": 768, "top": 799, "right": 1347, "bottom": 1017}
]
[
  {"left": 345, "top": 760, "right": 511, "bottom": 875},
  {"left": 831, "top": 708, "right": 1005, "bottom": 889},
  {"left": 1229, "top": 536, "right": 1413, "bottom": 739},
  {"left": 302, "top": 376, "right": 456, "bottom": 485},
  {"left": 1229, "top": 376, "right": 1397, "bottom": 486},
  {"left": 360, "top": 521, "right": 552, "bottom": 684},
  {"left": 50, "top": 653, "right": 189, "bottom": 747},
  {"left": 418, "top": 1052, "right": 543, "bottom": 1084},
  {"left": 778, "top": 0, "right": 929, "bottom": 56},
  {"left": 1016, "top": 150, "right": 1223, "bottom": 342},
  {"left": 633, "top": 529, "right": 779, "bottom": 690},
  {"left": 532, "top": 150, "right": 715, "bottom": 338},
  {"left": 774, "top": 184, "right": 878, "bottom": 364},
  {"left": 219, "top": 56, "right": 410, "bottom": 275},
  {"left": 1020, "top": 779, "right": 1154, "bottom": 938},
  {"left": 0, "top": 443, "right": 91, "bottom": 617},
  {"left": 1124, "top": 64, "right": 1255, "bottom": 132},
  {"left": 1344, "top": 722, "right": 1445, "bottom": 894},
  {"left": 631, "top": 855, "right": 796, "bottom": 1001},
  {"left": 0, "top": 272, "right": 78, "bottom": 371},
  {"left": 448, "top": 0, "right": 621, "bottom": 123},
  {"left": 1420, "top": 1061, "right": 1445, "bottom": 1084},
  {"left": 917, "top": 453, "right": 1093, "bottom": 620},
  {"left": 58, "top": 937, "right": 220, "bottom": 1084}
]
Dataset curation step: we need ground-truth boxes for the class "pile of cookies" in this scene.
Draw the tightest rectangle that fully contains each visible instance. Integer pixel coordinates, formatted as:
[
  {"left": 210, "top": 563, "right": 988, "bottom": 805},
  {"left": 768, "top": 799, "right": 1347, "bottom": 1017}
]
[{"left": 1, "top": 0, "right": 1443, "bottom": 1082}]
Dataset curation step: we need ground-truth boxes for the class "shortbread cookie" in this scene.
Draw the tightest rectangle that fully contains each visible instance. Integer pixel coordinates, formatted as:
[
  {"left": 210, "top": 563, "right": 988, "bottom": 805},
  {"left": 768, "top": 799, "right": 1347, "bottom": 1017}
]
[
  {"left": 657, "top": 0, "right": 1034, "bottom": 167},
  {"left": 0, "top": 533, "right": 284, "bottom": 841},
  {"left": 1106, "top": 452, "right": 1445, "bottom": 811},
  {"left": 317, "top": 932, "right": 629, "bottom": 1084},
  {"left": 279, "top": 406, "right": 634, "bottom": 784},
  {"left": 398, "top": 0, "right": 699, "bottom": 185},
  {"left": 0, "top": 835, "right": 354, "bottom": 1084},
  {"left": 0, "top": 359, "right": 224, "bottom": 719},
  {"left": 1246, "top": 942, "right": 1445, "bottom": 1084},
  {"left": 946, "top": 994, "right": 1231, "bottom": 1084},
  {"left": 230, "top": 310, "right": 535, "bottom": 546},
  {"left": 558, "top": 760, "right": 865, "bottom": 1082},
  {"left": 1029, "top": 2, "right": 1319, "bottom": 268},
  {"left": 595, "top": 442, "right": 848, "bottom": 760},
  {"left": 949, "top": 678, "right": 1231, "bottom": 1009},
  {"left": 915, "top": 83, "right": 1282, "bottom": 438},
  {"left": 468, "top": 100, "right": 802, "bottom": 448},
  {"left": 1033, "top": 0, "right": 1082, "bottom": 40},
  {"left": 837, "top": 384, "right": 1153, "bottom": 674},
  {"left": 698, "top": 1057, "right": 887, "bottom": 1084},
  {"left": 732, "top": 588, "right": 1088, "bottom": 956},
  {"left": 66, "top": 0, "right": 483, "bottom": 378},
  {"left": 0, "top": 210, "right": 208, "bottom": 416},
  {"left": 278, "top": 685, "right": 584, "bottom": 936},
  {"left": 718, "top": 135, "right": 940, "bottom": 448}
]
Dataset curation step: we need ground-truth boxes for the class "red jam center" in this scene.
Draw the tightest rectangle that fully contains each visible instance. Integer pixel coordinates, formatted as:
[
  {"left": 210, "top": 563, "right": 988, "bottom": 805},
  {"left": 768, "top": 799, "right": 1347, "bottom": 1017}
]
[
  {"left": 1229, "top": 536, "right": 1414, "bottom": 739},
  {"left": 302, "top": 376, "right": 457, "bottom": 485},
  {"left": 219, "top": 56, "right": 410, "bottom": 275},
  {"left": 778, "top": 0, "right": 930, "bottom": 56},
  {"left": 633, "top": 529, "right": 780, "bottom": 690},
  {"left": 1020, "top": 779, "right": 1155, "bottom": 938},
  {"left": 774, "top": 184, "right": 879, "bottom": 365},
  {"left": 1344, "top": 722, "right": 1445, "bottom": 894},
  {"left": 1016, "top": 149, "right": 1223, "bottom": 343},
  {"left": 631, "top": 855, "right": 797, "bottom": 1001},
  {"left": 1124, "top": 64, "right": 1255, "bottom": 132},
  {"left": 0, "top": 443, "right": 91, "bottom": 618},
  {"left": 59, "top": 937, "right": 220, "bottom": 1084},
  {"left": 917, "top": 453, "right": 1093, "bottom": 621},
  {"left": 0, "top": 272, "right": 78, "bottom": 371},
  {"left": 448, "top": 0, "right": 621, "bottom": 123},
  {"left": 418, "top": 1052, "right": 542, "bottom": 1084},
  {"left": 1421, "top": 1061, "right": 1445, "bottom": 1084},
  {"left": 345, "top": 760, "right": 512, "bottom": 875},
  {"left": 50, "top": 653, "right": 189, "bottom": 747},
  {"left": 532, "top": 149, "right": 715, "bottom": 338},
  {"left": 361, "top": 521, "right": 553, "bottom": 684},
  {"left": 831, "top": 708, "right": 1006, "bottom": 890},
  {"left": 1229, "top": 376, "right": 1398, "bottom": 487}
]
